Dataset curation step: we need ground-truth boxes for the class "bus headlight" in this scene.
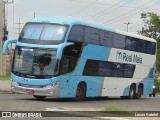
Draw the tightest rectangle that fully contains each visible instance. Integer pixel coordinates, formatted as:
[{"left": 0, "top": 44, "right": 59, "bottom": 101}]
[
  {"left": 12, "top": 80, "right": 19, "bottom": 86},
  {"left": 43, "top": 82, "right": 58, "bottom": 89}
]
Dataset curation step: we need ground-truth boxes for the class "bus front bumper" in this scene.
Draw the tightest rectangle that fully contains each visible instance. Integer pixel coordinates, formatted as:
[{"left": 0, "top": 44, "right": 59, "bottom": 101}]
[{"left": 11, "top": 81, "right": 60, "bottom": 97}]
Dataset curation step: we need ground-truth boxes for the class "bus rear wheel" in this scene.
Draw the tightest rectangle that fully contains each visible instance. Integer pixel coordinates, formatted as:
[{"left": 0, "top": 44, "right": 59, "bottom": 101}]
[
  {"left": 33, "top": 95, "right": 46, "bottom": 100},
  {"left": 75, "top": 83, "right": 86, "bottom": 101},
  {"left": 135, "top": 86, "right": 143, "bottom": 99},
  {"left": 129, "top": 84, "right": 136, "bottom": 99}
]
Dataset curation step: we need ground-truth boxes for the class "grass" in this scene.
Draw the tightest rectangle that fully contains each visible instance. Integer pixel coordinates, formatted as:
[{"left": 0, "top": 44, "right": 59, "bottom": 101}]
[
  {"left": 0, "top": 73, "right": 11, "bottom": 80},
  {"left": 104, "top": 104, "right": 129, "bottom": 114},
  {"left": 156, "top": 92, "right": 160, "bottom": 96}
]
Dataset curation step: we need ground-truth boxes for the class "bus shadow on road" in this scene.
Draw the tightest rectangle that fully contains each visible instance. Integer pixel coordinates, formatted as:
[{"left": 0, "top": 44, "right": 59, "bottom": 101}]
[{"left": 18, "top": 96, "right": 141, "bottom": 102}]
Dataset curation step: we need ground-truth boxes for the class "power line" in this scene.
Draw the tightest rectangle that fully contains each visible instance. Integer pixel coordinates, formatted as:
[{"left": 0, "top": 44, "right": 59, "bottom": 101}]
[
  {"left": 88, "top": 0, "right": 133, "bottom": 21},
  {"left": 103, "top": 1, "right": 160, "bottom": 25},
  {"left": 101, "top": 0, "right": 154, "bottom": 25},
  {"left": 69, "top": 0, "right": 159, "bottom": 11},
  {"left": 69, "top": 0, "right": 159, "bottom": 20},
  {"left": 70, "top": 0, "right": 98, "bottom": 16},
  {"left": 69, "top": 0, "right": 112, "bottom": 6},
  {"left": 67, "top": 0, "right": 88, "bottom": 15},
  {"left": 85, "top": 0, "right": 126, "bottom": 20}
]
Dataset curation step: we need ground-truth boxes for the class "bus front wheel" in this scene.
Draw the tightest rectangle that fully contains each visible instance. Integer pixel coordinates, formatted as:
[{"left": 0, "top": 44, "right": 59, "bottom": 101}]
[
  {"left": 129, "top": 84, "right": 136, "bottom": 99},
  {"left": 33, "top": 95, "right": 46, "bottom": 100},
  {"left": 75, "top": 83, "right": 86, "bottom": 101}
]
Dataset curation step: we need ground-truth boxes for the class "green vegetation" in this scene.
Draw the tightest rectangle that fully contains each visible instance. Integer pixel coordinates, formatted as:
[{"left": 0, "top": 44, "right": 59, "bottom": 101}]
[
  {"left": 0, "top": 73, "right": 11, "bottom": 80},
  {"left": 156, "top": 92, "right": 160, "bottom": 96},
  {"left": 104, "top": 104, "right": 128, "bottom": 114},
  {"left": 155, "top": 78, "right": 160, "bottom": 93}
]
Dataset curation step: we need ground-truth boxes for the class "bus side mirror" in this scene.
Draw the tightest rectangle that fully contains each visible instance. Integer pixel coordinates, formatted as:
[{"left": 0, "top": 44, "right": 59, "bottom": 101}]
[{"left": 3, "top": 39, "right": 18, "bottom": 55}]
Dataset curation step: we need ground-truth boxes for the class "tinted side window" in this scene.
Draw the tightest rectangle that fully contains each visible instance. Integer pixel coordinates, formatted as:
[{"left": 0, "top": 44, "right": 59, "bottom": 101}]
[
  {"left": 68, "top": 25, "right": 84, "bottom": 42},
  {"left": 99, "top": 61, "right": 111, "bottom": 77},
  {"left": 126, "top": 37, "right": 137, "bottom": 51},
  {"left": 83, "top": 59, "right": 135, "bottom": 78},
  {"left": 136, "top": 40, "right": 146, "bottom": 53},
  {"left": 146, "top": 42, "right": 156, "bottom": 55},
  {"left": 100, "top": 30, "right": 113, "bottom": 47},
  {"left": 69, "top": 57, "right": 78, "bottom": 72},
  {"left": 85, "top": 27, "right": 99, "bottom": 45},
  {"left": 124, "top": 64, "right": 135, "bottom": 78},
  {"left": 60, "top": 56, "right": 78, "bottom": 75},
  {"left": 60, "top": 56, "right": 69, "bottom": 74},
  {"left": 114, "top": 34, "right": 125, "bottom": 49},
  {"left": 112, "top": 63, "right": 124, "bottom": 77},
  {"left": 83, "top": 60, "right": 99, "bottom": 76}
]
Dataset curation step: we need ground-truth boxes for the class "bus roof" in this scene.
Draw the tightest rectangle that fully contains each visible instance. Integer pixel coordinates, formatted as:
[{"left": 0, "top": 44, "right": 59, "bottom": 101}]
[{"left": 28, "top": 17, "right": 156, "bottom": 43}]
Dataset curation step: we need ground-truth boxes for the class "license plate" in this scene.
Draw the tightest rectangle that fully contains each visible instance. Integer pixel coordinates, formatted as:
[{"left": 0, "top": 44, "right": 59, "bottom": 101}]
[{"left": 26, "top": 89, "right": 34, "bottom": 95}]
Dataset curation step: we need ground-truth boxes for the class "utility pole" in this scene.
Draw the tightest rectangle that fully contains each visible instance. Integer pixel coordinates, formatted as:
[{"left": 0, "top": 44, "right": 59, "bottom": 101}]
[
  {"left": 0, "top": 0, "right": 4, "bottom": 75},
  {"left": 0, "top": 0, "right": 14, "bottom": 75},
  {"left": 3, "top": 0, "right": 14, "bottom": 41},
  {"left": 124, "top": 22, "right": 132, "bottom": 32},
  {"left": 33, "top": 12, "right": 36, "bottom": 18}
]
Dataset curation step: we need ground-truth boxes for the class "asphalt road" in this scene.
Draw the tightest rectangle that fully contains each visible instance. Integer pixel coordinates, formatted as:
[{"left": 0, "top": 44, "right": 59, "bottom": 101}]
[
  {"left": 0, "top": 93, "right": 160, "bottom": 120},
  {"left": 0, "top": 93, "right": 160, "bottom": 111}
]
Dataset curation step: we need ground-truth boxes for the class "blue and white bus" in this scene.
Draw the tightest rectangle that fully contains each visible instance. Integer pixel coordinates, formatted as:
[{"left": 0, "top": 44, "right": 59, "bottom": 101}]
[{"left": 3, "top": 18, "right": 156, "bottom": 100}]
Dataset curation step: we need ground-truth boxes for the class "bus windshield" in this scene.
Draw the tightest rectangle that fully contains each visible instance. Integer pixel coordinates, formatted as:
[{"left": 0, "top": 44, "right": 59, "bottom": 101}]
[
  {"left": 12, "top": 47, "right": 58, "bottom": 78},
  {"left": 19, "top": 23, "right": 68, "bottom": 44}
]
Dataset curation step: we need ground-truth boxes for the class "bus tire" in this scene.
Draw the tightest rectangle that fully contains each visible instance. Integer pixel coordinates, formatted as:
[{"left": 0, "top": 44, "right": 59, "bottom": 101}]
[
  {"left": 75, "top": 83, "right": 86, "bottom": 101},
  {"left": 135, "top": 85, "right": 143, "bottom": 99},
  {"left": 129, "top": 84, "right": 136, "bottom": 99},
  {"left": 153, "top": 89, "right": 156, "bottom": 97},
  {"left": 33, "top": 95, "right": 46, "bottom": 100},
  {"left": 153, "top": 93, "right": 156, "bottom": 97},
  {"left": 120, "top": 96, "right": 129, "bottom": 99}
]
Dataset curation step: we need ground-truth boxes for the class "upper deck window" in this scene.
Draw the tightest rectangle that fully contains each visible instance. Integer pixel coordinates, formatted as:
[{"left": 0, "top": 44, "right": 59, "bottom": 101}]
[
  {"left": 85, "top": 27, "right": 99, "bottom": 45},
  {"left": 100, "top": 30, "right": 113, "bottom": 47},
  {"left": 68, "top": 25, "right": 84, "bottom": 42},
  {"left": 19, "top": 23, "right": 68, "bottom": 45},
  {"left": 114, "top": 34, "right": 125, "bottom": 49}
]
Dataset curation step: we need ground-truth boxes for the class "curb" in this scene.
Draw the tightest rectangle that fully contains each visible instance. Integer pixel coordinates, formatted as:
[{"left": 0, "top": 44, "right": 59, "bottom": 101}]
[
  {"left": 0, "top": 80, "right": 11, "bottom": 92},
  {"left": 0, "top": 91, "right": 12, "bottom": 94}
]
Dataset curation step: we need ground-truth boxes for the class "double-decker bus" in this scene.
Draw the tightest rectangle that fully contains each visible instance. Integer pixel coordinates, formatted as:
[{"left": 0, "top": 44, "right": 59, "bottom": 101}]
[{"left": 3, "top": 18, "right": 156, "bottom": 100}]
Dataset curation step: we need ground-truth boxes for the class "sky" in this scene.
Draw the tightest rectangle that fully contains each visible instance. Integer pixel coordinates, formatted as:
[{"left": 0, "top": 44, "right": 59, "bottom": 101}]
[{"left": 5, "top": 0, "right": 160, "bottom": 39}]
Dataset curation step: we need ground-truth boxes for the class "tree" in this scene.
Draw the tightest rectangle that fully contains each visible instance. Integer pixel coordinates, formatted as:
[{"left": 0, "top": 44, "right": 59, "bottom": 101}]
[{"left": 138, "top": 12, "right": 160, "bottom": 72}]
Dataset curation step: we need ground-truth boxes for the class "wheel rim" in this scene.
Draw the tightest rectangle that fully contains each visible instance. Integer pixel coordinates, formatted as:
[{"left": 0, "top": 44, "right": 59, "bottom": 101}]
[
  {"left": 137, "top": 88, "right": 142, "bottom": 97},
  {"left": 130, "top": 86, "right": 134, "bottom": 98},
  {"left": 76, "top": 87, "right": 82, "bottom": 97},
  {"left": 130, "top": 89, "right": 134, "bottom": 97}
]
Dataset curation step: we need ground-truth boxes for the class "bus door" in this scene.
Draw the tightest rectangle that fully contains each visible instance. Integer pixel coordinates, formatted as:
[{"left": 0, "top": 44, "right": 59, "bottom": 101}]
[
  {"left": 59, "top": 56, "right": 70, "bottom": 98},
  {"left": 59, "top": 43, "right": 82, "bottom": 97},
  {"left": 59, "top": 55, "right": 79, "bottom": 98}
]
